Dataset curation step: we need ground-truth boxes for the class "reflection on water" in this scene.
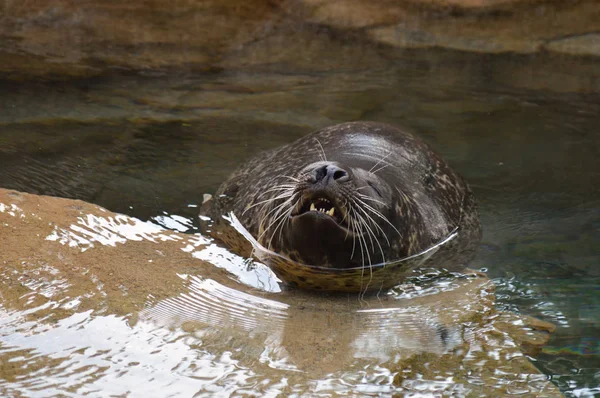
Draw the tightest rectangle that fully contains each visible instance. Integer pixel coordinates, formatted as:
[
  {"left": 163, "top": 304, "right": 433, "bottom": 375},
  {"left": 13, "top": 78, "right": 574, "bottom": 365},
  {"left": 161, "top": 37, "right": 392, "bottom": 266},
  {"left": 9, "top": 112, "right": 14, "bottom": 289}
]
[
  {"left": 0, "top": 52, "right": 599, "bottom": 396},
  {"left": 212, "top": 211, "right": 461, "bottom": 293},
  {"left": 0, "top": 190, "right": 559, "bottom": 396}
]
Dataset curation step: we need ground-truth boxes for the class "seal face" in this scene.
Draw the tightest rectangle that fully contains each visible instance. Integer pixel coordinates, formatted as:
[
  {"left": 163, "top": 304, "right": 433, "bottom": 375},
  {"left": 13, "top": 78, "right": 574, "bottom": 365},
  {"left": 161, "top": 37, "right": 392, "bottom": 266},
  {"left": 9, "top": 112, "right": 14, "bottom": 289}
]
[
  {"left": 282, "top": 160, "right": 396, "bottom": 268},
  {"left": 204, "top": 122, "right": 481, "bottom": 278}
]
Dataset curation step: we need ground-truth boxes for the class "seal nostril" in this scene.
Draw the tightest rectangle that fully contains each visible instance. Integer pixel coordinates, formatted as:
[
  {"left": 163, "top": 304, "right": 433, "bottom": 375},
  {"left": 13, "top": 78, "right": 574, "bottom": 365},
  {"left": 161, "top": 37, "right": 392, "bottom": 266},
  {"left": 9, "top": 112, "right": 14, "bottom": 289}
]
[
  {"left": 314, "top": 164, "right": 349, "bottom": 183},
  {"left": 333, "top": 170, "right": 347, "bottom": 180},
  {"left": 314, "top": 166, "right": 327, "bottom": 182}
]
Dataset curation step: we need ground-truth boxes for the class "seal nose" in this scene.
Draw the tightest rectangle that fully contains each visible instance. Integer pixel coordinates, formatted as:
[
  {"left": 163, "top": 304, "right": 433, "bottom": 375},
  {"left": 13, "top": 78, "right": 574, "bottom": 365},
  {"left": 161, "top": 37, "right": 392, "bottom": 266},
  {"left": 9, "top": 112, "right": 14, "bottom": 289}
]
[{"left": 314, "top": 164, "right": 350, "bottom": 184}]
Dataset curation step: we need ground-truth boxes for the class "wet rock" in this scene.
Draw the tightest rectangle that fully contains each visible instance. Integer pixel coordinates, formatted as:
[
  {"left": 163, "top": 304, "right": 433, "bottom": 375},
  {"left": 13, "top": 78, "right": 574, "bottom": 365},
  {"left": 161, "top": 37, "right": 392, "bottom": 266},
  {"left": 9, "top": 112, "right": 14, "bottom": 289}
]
[
  {"left": 1, "top": 0, "right": 599, "bottom": 79},
  {"left": 0, "top": 0, "right": 282, "bottom": 78},
  {"left": 364, "top": 1, "right": 600, "bottom": 54},
  {"left": 545, "top": 33, "right": 600, "bottom": 57},
  {"left": 0, "top": 188, "right": 562, "bottom": 395}
]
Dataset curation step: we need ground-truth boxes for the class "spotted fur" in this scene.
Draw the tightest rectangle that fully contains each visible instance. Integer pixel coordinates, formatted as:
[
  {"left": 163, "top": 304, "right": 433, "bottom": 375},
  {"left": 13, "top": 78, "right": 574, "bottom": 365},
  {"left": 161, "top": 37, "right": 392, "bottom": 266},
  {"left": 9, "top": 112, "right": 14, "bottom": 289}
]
[{"left": 202, "top": 122, "right": 481, "bottom": 292}]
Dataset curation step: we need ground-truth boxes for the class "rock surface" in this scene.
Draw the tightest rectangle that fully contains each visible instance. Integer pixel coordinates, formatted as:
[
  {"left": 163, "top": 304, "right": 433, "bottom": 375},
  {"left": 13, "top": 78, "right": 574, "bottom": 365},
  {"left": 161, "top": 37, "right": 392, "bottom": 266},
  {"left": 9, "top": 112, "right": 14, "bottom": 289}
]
[
  {"left": 0, "top": 0, "right": 599, "bottom": 79},
  {"left": 0, "top": 188, "right": 561, "bottom": 395}
]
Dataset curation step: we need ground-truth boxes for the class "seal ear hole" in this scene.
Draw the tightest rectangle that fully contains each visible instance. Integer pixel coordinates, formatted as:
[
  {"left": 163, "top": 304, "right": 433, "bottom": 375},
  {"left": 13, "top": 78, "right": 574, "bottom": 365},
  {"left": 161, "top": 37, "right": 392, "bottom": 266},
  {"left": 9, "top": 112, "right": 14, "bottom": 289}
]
[
  {"left": 367, "top": 181, "right": 383, "bottom": 197},
  {"left": 424, "top": 174, "right": 435, "bottom": 185}
]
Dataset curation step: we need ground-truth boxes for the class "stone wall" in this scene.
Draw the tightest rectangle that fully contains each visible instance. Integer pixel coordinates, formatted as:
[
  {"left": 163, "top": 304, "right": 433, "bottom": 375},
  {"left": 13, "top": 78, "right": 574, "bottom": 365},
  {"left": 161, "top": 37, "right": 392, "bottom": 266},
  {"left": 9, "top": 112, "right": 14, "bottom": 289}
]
[{"left": 1, "top": 0, "right": 599, "bottom": 79}]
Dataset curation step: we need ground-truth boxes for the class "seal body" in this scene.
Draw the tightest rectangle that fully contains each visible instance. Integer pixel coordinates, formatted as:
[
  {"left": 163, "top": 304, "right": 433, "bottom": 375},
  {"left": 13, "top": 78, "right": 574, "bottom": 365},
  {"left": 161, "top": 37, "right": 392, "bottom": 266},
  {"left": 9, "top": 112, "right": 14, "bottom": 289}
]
[{"left": 206, "top": 122, "right": 481, "bottom": 273}]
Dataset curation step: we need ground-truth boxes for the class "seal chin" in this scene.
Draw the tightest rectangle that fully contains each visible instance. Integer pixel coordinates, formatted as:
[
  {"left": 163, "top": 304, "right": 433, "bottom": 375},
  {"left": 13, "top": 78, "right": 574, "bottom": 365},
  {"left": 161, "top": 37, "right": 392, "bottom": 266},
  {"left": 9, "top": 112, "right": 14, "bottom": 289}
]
[{"left": 287, "top": 208, "right": 355, "bottom": 268}]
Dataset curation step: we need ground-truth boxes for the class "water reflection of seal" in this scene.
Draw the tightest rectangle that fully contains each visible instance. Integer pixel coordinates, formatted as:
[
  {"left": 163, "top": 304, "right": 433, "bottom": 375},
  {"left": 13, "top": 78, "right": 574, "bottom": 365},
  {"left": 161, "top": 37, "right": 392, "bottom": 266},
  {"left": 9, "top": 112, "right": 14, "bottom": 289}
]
[{"left": 206, "top": 122, "right": 481, "bottom": 276}]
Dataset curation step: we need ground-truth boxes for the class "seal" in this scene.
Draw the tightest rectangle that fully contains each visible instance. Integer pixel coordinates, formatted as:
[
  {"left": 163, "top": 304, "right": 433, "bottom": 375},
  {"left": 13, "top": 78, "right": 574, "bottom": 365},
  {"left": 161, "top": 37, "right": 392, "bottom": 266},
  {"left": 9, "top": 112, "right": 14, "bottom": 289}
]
[{"left": 203, "top": 122, "right": 481, "bottom": 290}]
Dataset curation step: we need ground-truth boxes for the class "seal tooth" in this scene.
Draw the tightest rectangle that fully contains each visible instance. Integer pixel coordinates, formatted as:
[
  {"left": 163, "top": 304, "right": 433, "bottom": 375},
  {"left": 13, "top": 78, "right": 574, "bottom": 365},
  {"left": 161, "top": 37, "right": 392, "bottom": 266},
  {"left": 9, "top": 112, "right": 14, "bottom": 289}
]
[
  {"left": 310, "top": 203, "right": 316, "bottom": 211},
  {"left": 328, "top": 208, "right": 335, "bottom": 217}
]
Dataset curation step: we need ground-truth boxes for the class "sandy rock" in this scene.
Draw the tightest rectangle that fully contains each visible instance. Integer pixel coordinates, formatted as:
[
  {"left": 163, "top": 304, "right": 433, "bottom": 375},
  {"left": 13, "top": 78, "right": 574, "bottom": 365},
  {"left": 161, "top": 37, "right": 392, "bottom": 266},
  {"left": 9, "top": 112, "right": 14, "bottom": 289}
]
[
  {"left": 0, "top": 188, "right": 562, "bottom": 396},
  {"left": 545, "top": 33, "right": 600, "bottom": 57},
  {"left": 1, "top": 1, "right": 599, "bottom": 79}
]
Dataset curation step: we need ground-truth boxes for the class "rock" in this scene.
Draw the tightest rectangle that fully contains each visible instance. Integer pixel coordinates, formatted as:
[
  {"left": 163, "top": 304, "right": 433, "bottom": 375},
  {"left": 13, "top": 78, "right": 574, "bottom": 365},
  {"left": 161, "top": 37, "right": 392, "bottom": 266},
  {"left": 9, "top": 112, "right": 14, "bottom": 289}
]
[
  {"left": 364, "top": 0, "right": 600, "bottom": 54},
  {"left": 1, "top": 1, "right": 599, "bottom": 79},
  {"left": 545, "top": 33, "right": 600, "bottom": 57},
  {"left": 0, "top": 0, "right": 281, "bottom": 77},
  {"left": 0, "top": 188, "right": 562, "bottom": 395}
]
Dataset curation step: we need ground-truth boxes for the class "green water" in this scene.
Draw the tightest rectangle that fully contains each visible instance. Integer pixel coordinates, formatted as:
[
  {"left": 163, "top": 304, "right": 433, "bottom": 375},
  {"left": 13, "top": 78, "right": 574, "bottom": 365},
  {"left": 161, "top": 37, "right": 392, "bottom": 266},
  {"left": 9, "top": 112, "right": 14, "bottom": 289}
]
[{"left": 0, "top": 50, "right": 599, "bottom": 396}]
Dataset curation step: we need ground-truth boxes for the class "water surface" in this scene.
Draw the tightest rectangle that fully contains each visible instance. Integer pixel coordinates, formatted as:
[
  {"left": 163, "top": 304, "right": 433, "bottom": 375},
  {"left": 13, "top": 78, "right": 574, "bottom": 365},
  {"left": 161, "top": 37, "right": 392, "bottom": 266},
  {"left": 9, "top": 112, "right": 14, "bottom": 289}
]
[{"left": 0, "top": 50, "right": 599, "bottom": 396}]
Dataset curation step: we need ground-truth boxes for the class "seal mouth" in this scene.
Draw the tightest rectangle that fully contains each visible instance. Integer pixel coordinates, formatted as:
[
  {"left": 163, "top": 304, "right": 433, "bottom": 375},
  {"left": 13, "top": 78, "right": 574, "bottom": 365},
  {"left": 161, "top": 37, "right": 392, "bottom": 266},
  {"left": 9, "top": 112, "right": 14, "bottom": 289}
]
[{"left": 292, "top": 194, "right": 348, "bottom": 227}]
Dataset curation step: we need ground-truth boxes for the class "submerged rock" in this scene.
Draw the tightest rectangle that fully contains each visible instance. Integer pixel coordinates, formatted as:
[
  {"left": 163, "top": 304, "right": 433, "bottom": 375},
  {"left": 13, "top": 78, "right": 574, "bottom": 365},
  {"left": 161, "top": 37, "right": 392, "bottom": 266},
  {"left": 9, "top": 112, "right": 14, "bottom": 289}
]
[{"left": 0, "top": 188, "right": 560, "bottom": 395}]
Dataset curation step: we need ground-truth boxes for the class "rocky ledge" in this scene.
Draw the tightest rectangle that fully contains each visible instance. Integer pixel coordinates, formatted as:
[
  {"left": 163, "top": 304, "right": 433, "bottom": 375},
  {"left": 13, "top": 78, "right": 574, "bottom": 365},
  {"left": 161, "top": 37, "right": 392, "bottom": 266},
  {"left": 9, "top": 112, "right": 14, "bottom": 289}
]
[
  {"left": 0, "top": 0, "right": 598, "bottom": 79},
  {"left": 0, "top": 188, "right": 560, "bottom": 396}
]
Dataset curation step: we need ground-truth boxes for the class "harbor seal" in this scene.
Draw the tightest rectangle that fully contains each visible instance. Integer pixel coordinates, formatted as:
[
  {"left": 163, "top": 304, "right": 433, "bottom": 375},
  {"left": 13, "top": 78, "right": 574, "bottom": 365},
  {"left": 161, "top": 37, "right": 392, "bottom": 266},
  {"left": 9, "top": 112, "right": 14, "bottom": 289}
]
[{"left": 203, "top": 122, "right": 481, "bottom": 289}]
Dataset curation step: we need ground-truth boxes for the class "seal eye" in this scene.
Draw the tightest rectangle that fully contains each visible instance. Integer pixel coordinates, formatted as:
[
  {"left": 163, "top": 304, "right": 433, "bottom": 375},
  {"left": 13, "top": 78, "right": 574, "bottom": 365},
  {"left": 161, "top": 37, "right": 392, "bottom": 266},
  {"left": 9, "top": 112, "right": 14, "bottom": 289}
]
[{"left": 368, "top": 181, "right": 383, "bottom": 198}]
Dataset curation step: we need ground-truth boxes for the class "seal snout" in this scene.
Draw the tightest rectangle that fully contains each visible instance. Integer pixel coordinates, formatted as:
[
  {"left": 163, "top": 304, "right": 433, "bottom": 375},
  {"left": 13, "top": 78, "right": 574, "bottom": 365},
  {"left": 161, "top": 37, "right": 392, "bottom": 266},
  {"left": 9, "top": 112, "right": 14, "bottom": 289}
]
[
  {"left": 291, "top": 162, "right": 353, "bottom": 226},
  {"left": 312, "top": 163, "right": 350, "bottom": 184}
]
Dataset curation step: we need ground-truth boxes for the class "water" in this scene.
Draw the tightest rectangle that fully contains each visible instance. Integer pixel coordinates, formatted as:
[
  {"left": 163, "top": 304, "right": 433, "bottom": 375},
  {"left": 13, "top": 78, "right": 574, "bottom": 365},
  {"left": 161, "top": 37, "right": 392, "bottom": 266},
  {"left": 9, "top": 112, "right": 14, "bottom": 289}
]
[{"left": 0, "top": 49, "right": 599, "bottom": 396}]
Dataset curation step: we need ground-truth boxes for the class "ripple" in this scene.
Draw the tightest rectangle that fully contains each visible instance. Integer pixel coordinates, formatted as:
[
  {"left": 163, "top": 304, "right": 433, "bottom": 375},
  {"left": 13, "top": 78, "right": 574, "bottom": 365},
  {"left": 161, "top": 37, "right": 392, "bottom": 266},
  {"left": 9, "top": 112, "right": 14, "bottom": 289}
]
[
  {"left": 0, "top": 308, "right": 259, "bottom": 397},
  {"left": 140, "top": 275, "right": 288, "bottom": 333},
  {"left": 45, "top": 213, "right": 183, "bottom": 251},
  {"left": 0, "top": 191, "right": 568, "bottom": 396}
]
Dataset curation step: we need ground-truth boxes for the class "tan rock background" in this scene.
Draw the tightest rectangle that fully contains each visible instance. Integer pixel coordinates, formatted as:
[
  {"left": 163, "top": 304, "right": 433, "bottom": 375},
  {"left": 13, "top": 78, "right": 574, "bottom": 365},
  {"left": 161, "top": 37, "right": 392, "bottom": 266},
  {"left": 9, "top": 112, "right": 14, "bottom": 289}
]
[{"left": 1, "top": 0, "right": 599, "bottom": 80}]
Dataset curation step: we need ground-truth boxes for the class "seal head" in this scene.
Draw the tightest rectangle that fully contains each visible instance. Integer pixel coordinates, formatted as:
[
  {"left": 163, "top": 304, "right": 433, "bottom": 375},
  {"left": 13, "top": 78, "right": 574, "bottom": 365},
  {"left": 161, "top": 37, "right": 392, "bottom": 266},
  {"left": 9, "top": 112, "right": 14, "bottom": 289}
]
[{"left": 205, "top": 122, "right": 481, "bottom": 274}]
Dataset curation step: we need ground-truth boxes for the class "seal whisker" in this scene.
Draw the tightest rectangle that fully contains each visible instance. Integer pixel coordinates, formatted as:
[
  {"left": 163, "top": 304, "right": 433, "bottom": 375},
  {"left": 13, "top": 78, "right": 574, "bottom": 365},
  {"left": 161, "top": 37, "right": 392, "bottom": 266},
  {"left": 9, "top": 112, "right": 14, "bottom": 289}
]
[
  {"left": 348, "top": 209, "right": 358, "bottom": 261},
  {"left": 352, "top": 214, "right": 375, "bottom": 300},
  {"left": 282, "top": 175, "right": 301, "bottom": 183},
  {"left": 350, "top": 208, "right": 368, "bottom": 268},
  {"left": 262, "top": 192, "right": 296, "bottom": 220},
  {"left": 252, "top": 189, "right": 293, "bottom": 204},
  {"left": 341, "top": 200, "right": 352, "bottom": 240},
  {"left": 344, "top": 152, "right": 395, "bottom": 170},
  {"left": 271, "top": 199, "right": 298, "bottom": 251},
  {"left": 342, "top": 152, "right": 388, "bottom": 163},
  {"left": 351, "top": 198, "right": 387, "bottom": 264},
  {"left": 315, "top": 138, "right": 327, "bottom": 162},
  {"left": 253, "top": 187, "right": 295, "bottom": 203},
  {"left": 354, "top": 209, "right": 375, "bottom": 252},
  {"left": 356, "top": 210, "right": 378, "bottom": 299},
  {"left": 243, "top": 191, "right": 294, "bottom": 216},
  {"left": 354, "top": 208, "right": 377, "bottom": 259},
  {"left": 350, "top": 197, "right": 391, "bottom": 247},
  {"left": 255, "top": 185, "right": 296, "bottom": 198},
  {"left": 264, "top": 195, "right": 295, "bottom": 226},
  {"left": 257, "top": 195, "right": 297, "bottom": 242},
  {"left": 355, "top": 191, "right": 390, "bottom": 208},
  {"left": 368, "top": 151, "right": 393, "bottom": 173},
  {"left": 352, "top": 214, "right": 367, "bottom": 297},
  {"left": 359, "top": 252, "right": 375, "bottom": 301},
  {"left": 354, "top": 197, "right": 403, "bottom": 240},
  {"left": 262, "top": 206, "right": 291, "bottom": 249},
  {"left": 265, "top": 209, "right": 290, "bottom": 249},
  {"left": 371, "top": 163, "right": 391, "bottom": 175},
  {"left": 357, "top": 223, "right": 370, "bottom": 269}
]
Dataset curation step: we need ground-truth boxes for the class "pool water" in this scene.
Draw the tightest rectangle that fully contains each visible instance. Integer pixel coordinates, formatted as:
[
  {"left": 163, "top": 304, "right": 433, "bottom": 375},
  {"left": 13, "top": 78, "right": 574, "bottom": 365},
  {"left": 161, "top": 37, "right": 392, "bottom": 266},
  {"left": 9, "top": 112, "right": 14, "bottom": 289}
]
[{"left": 0, "top": 50, "right": 599, "bottom": 396}]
